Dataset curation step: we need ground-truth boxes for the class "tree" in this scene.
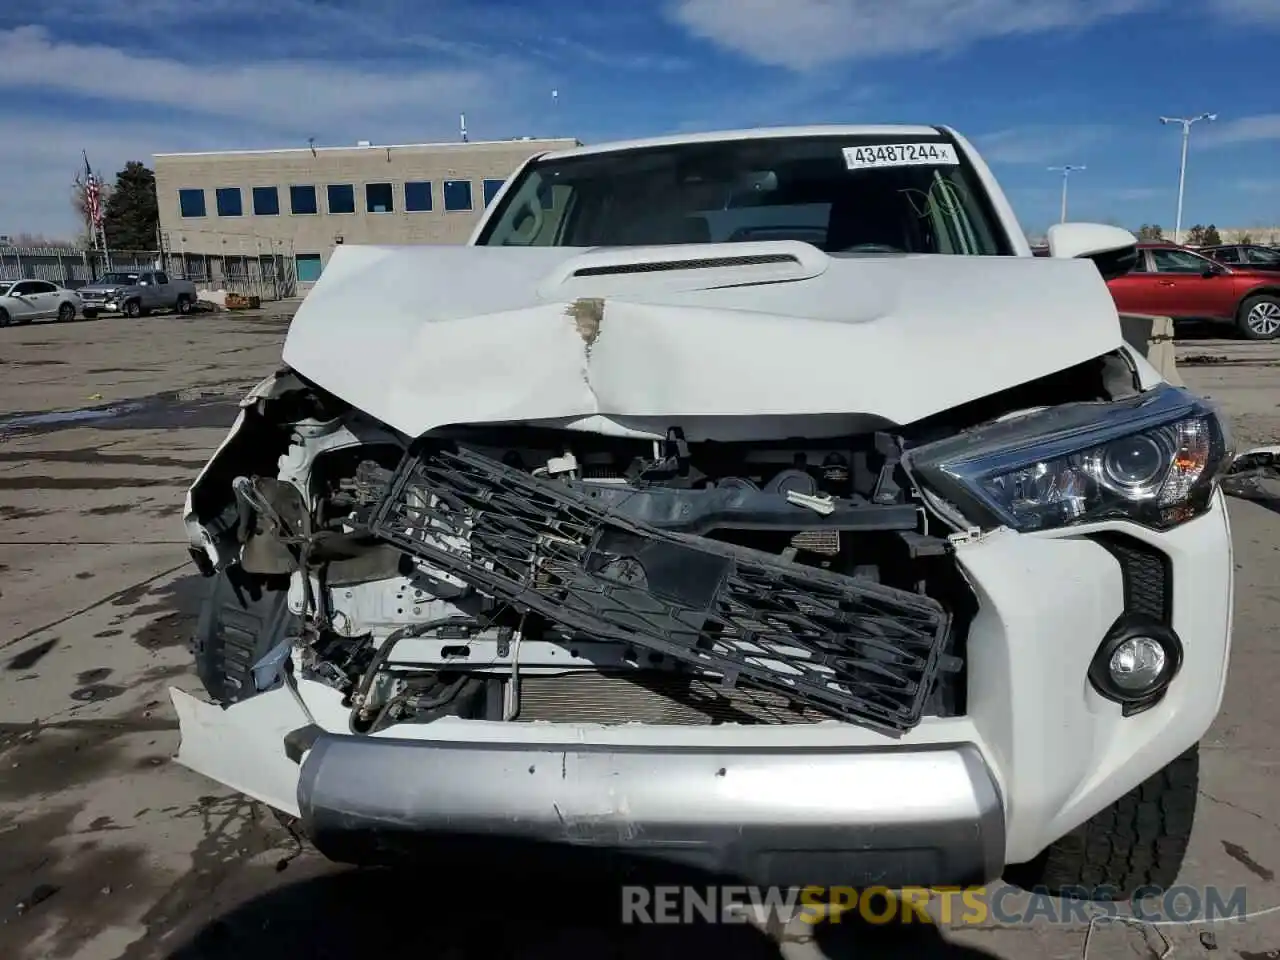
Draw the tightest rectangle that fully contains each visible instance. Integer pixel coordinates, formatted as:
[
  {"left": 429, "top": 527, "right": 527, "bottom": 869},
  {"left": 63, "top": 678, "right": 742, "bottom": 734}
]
[
  {"left": 1136, "top": 224, "right": 1165, "bottom": 241},
  {"left": 102, "top": 161, "right": 159, "bottom": 251},
  {"left": 1184, "top": 225, "right": 1207, "bottom": 246},
  {"left": 1239, "top": 233, "right": 1254, "bottom": 246},
  {"left": 1202, "top": 224, "right": 1222, "bottom": 247}
]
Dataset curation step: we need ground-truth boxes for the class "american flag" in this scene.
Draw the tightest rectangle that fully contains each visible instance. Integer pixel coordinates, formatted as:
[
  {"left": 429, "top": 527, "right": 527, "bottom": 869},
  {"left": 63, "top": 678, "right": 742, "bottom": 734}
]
[{"left": 82, "top": 151, "right": 104, "bottom": 227}]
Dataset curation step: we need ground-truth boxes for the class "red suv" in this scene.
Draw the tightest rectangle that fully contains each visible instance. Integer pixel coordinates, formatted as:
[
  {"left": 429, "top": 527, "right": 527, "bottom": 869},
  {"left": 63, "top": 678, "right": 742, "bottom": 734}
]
[{"left": 1106, "top": 242, "right": 1280, "bottom": 340}]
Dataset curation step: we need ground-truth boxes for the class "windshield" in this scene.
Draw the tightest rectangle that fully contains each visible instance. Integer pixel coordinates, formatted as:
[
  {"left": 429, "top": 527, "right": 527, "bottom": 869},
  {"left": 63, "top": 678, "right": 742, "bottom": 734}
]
[
  {"left": 97, "top": 272, "right": 140, "bottom": 285},
  {"left": 477, "top": 133, "right": 1012, "bottom": 255}
]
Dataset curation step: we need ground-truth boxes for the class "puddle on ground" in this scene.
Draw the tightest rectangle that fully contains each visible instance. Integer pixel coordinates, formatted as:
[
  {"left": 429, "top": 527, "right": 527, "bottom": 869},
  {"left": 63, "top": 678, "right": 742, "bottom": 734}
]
[{"left": 0, "top": 390, "right": 240, "bottom": 439}]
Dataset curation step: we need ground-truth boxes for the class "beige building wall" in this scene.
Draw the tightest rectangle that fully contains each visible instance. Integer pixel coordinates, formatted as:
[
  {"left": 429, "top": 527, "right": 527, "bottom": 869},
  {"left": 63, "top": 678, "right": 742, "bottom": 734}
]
[{"left": 153, "top": 138, "right": 579, "bottom": 282}]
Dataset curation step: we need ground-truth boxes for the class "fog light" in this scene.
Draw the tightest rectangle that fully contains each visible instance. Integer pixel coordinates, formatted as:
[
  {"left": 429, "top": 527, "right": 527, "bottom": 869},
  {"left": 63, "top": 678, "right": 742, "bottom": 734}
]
[
  {"left": 1088, "top": 616, "right": 1182, "bottom": 714},
  {"left": 1108, "top": 637, "right": 1168, "bottom": 692}
]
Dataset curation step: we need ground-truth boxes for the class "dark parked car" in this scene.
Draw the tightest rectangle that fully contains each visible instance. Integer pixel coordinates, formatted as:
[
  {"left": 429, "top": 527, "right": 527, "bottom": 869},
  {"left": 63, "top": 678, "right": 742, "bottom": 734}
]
[
  {"left": 1200, "top": 244, "right": 1280, "bottom": 272},
  {"left": 1106, "top": 242, "right": 1280, "bottom": 340}
]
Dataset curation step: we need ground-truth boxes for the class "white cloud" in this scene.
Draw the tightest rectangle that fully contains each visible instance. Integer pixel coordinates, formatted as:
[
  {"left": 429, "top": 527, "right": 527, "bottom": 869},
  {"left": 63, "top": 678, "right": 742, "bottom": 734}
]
[
  {"left": 0, "top": 26, "right": 509, "bottom": 137},
  {"left": 972, "top": 124, "right": 1111, "bottom": 164},
  {"left": 1209, "top": 0, "right": 1280, "bottom": 25},
  {"left": 666, "top": 0, "right": 1151, "bottom": 70},
  {"left": 0, "top": 21, "right": 545, "bottom": 237},
  {"left": 0, "top": 114, "right": 257, "bottom": 240},
  {"left": 1196, "top": 114, "right": 1280, "bottom": 147}
]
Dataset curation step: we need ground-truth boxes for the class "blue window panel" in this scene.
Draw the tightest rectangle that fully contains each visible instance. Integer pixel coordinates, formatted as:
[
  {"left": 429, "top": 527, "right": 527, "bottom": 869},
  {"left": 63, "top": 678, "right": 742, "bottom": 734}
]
[
  {"left": 178, "top": 189, "right": 206, "bottom": 218},
  {"left": 252, "top": 186, "right": 279, "bottom": 215},
  {"left": 327, "top": 184, "right": 355, "bottom": 214},
  {"left": 365, "top": 182, "right": 394, "bottom": 213},
  {"left": 482, "top": 179, "right": 505, "bottom": 207},
  {"left": 405, "top": 181, "right": 432, "bottom": 212},
  {"left": 443, "top": 179, "right": 473, "bottom": 211},
  {"left": 295, "top": 253, "right": 323, "bottom": 283},
  {"left": 215, "top": 187, "right": 242, "bottom": 217},
  {"left": 290, "top": 185, "right": 318, "bottom": 215}
]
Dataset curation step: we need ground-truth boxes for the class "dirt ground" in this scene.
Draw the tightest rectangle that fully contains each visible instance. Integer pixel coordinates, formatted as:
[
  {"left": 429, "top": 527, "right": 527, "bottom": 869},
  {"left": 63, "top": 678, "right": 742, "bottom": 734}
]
[{"left": 1, "top": 309, "right": 1278, "bottom": 960}]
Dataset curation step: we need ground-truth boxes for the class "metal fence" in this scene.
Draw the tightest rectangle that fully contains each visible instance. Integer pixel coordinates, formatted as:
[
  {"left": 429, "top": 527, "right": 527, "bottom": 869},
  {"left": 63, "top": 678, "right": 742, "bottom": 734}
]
[{"left": 0, "top": 245, "right": 296, "bottom": 300}]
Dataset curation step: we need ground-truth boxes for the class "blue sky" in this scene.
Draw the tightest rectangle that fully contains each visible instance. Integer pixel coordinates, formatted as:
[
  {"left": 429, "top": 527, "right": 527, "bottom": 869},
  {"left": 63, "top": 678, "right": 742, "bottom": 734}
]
[{"left": 1, "top": 0, "right": 1278, "bottom": 239}]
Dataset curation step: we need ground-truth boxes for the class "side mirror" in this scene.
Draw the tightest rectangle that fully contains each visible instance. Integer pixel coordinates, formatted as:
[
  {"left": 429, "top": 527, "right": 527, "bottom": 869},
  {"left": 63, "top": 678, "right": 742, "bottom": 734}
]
[
  {"left": 1046, "top": 223, "right": 1140, "bottom": 282},
  {"left": 1202, "top": 263, "right": 1227, "bottom": 278}
]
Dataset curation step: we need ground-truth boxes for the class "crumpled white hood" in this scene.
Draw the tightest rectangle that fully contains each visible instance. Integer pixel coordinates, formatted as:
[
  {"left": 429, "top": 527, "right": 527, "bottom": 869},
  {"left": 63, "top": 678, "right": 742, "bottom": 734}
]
[{"left": 281, "top": 242, "right": 1126, "bottom": 440}]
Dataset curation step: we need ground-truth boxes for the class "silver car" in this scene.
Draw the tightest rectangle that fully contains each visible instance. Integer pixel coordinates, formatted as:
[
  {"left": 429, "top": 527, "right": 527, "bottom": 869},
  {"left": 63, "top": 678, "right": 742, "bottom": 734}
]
[{"left": 0, "top": 278, "right": 82, "bottom": 327}]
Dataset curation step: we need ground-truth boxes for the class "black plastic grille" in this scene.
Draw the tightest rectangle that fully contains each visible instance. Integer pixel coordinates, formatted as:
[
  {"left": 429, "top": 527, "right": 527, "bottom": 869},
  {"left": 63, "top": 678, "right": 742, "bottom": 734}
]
[
  {"left": 368, "top": 446, "right": 952, "bottom": 733},
  {"left": 1092, "top": 533, "right": 1172, "bottom": 623}
]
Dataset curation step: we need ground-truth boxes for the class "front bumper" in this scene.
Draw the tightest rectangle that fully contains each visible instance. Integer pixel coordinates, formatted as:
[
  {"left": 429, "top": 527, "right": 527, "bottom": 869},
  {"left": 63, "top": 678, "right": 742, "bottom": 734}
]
[
  {"left": 173, "top": 492, "right": 1234, "bottom": 886},
  {"left": 299, "top": 733, "right": 1004, "bottom": 887}
]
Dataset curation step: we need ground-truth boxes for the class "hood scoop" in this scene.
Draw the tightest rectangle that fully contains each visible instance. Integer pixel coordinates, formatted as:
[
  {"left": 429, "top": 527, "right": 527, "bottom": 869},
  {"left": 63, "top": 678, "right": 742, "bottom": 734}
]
[{"left": 537, "top": 240, "right": 829, "bottom": 298}]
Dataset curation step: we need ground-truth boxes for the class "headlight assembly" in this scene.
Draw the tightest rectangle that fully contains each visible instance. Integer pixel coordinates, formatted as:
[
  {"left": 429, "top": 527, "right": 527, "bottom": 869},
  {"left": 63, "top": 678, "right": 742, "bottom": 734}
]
[{"left": 905, "top": 385, "right": 1232, "bottom": 532}]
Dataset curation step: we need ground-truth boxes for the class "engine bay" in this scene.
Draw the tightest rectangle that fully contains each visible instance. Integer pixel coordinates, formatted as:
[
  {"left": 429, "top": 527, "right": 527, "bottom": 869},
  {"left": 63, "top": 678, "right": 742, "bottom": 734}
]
[{"left": 188, "top": 351, "right": 1140, "bottom": 737}]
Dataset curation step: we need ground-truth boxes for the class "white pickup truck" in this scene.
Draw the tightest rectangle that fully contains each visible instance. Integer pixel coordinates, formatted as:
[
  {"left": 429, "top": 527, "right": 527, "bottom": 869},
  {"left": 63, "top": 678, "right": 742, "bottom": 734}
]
[
  {"left": 174, "top": 125, "right": 1234, "bottom": 901},
  {"left": 78, "top": 269, "right": 197, "bottom": 318}
]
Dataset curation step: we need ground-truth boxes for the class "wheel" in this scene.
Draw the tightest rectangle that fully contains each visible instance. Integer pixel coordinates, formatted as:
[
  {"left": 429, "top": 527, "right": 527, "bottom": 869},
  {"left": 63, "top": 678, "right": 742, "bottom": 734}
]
[
  {"left": 177, "top": 296, "right": 192, "bottom": 315},
  {"left": 0, "top": 308, "right": 9, "bottom": 328},
  {"left": 1237, "top": 294, "right": 1280, "bottom": 340},
  {"left": 124, "top": 299, "right": 142, "bottom": 318},
  {"left": 1004, "top": 745, "right": 1198, "bottom": 899},
  {"left": 83, "top": 309, "right": 98, "bottom": 319},
  {"left": 193, "top": 566, "right": 296, "bottom": 706},
  {"left": 57, "top": 302, "right": 76, "bottom": 322}
]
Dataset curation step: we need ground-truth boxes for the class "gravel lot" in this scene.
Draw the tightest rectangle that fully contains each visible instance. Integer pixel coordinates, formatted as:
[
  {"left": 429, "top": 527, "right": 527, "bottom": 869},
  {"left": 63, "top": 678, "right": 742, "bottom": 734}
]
[{"left": 1, "top": 311, "right": 1278, "bottom": 960}]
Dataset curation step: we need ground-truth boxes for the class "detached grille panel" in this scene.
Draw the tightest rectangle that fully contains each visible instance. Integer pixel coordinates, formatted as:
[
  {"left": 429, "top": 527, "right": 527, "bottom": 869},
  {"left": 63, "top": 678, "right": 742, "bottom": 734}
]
[{"left": 369, "top": 446, "right": 952, "bottom": 733}]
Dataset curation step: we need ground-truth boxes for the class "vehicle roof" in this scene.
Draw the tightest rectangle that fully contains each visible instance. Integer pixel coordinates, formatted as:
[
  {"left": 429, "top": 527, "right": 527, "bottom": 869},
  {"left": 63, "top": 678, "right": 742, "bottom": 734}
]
[
  {"left": 538, "top": 124, "right": 947, "bottom": 161},
  {"left": 1200, "top": 243, "right": 1275, "bottom": 250}
]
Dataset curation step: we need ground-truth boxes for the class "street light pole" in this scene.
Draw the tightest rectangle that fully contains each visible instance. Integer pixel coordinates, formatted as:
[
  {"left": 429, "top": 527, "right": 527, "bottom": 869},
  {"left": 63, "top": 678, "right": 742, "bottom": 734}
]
[
  {"left": 1159, "top": 113, "right": 1217, "bottom": 244},
  {"left": 1048, "top": 165, "right": 1085, "bottom": 223}
]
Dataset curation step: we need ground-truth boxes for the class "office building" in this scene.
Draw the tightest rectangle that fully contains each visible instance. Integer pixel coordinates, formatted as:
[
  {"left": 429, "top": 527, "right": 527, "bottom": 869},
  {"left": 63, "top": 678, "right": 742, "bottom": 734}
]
[{"left": 153, "top": 136, "right": 579, "bottom": 290}]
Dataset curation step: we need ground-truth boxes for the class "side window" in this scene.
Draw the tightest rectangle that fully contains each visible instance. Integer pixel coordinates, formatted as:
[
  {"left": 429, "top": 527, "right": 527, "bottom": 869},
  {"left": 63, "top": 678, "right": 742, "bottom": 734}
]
[
  {"left": 252, "top": 186, "right": 280, "bottom": 216},
  {"left": 1214, "top": 247, "right": 1240, "bottom": 263},
  {"left": 327, "top": 184, "right": 356, "bottom": 214},
  {"left": 290, "top": 185, "right": 319, "bottom": 215},
  {"left": 179, "top": 188, "right": 206, "bottom": 218},
  {"left": 443, "top": 179, "right": 473, "bottom": 212},
  {"left": 12, "top": 281, "right": 38, "bottom": 295},
  {"left": 33, "top": 281, "right": 58, "bottom": 293},
  {"left": 405, "top": 181, "right": 432, "bottom": 212},
  {"left": 482, "top": 179, "right": 506, "bottom": 207},
  {"left": 1129, "top": 251, "right": 1150, "bottom": 273},
  {"left": 215, "top": 187, "right": 243, "bottom": 217},
  {"left": 365, "top": 182, "right": 394, "bottom": 213},
  {"left": 1246, "top": 247, "right": 1280, "bottom": 265},
  {"left": 1150, "top": 249, "right": 1211, "bottom": 274},
  {"left": 155, "top": 272, "right": 169, "bottom": 285}
]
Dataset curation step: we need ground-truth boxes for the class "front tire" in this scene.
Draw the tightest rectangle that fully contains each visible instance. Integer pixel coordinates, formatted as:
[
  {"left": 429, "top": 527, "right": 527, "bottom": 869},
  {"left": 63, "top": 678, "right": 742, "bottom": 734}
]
[
  {"left": 1004, "top": 745, "right": 1198, "bottom": 898},
  {"left": 57, "top": 302, "right": 76, "bottom": 322},
  {"left": 124, "top": 299, "right": 142, "bottom": 318},
  {"left": 0, "top": 308, "right": 9, "bottom": 328},
  {"left": 83, "top": 309, "right": 98, "bottom": 319},
  {"left": 1237, "top": 294, "right": 1280, "bottom": 340},
  {"left": 194, "top": 567, "right": 296, "bottom": 706},
  {"left": 177, "top": 295, "right": 193, "bottom": 315}
]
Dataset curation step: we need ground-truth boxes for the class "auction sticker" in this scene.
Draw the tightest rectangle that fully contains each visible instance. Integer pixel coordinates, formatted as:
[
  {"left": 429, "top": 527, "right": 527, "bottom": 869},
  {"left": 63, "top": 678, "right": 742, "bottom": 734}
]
[{"left": 843, "top": 142, "right": 959, "bottom": 170}]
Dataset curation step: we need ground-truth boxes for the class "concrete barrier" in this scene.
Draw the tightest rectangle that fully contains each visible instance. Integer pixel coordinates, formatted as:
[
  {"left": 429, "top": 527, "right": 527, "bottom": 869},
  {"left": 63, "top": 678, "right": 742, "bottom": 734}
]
[{"left": 1119, "top": 314, "right": 1183, "bottom": 387}]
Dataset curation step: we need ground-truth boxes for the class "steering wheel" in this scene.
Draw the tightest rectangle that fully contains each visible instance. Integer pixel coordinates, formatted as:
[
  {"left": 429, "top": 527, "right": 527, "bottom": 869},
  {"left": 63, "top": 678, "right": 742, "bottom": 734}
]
[{"left": 839, "top": 243, "right": 905, "bottom": 253}]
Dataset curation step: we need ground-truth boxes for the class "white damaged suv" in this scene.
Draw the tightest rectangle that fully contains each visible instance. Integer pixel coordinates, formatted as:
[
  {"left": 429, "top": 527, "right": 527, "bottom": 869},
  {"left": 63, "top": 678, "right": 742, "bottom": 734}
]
[{"left": 175, "top": 125, "right": 1234, "bottom": 896}]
